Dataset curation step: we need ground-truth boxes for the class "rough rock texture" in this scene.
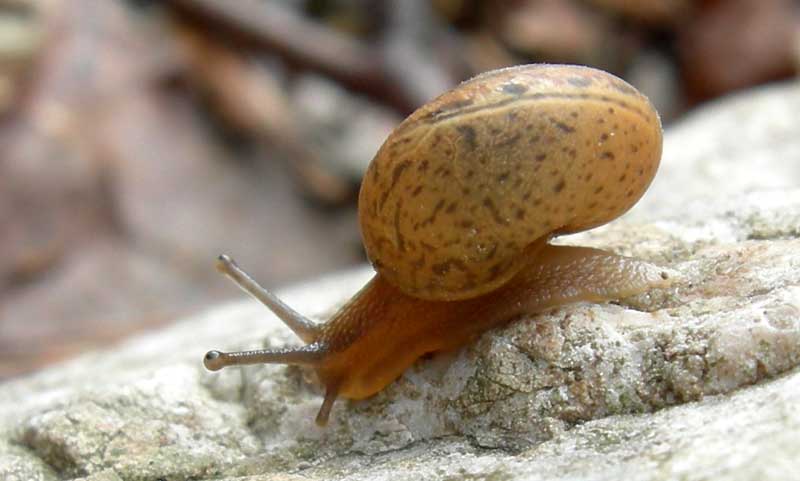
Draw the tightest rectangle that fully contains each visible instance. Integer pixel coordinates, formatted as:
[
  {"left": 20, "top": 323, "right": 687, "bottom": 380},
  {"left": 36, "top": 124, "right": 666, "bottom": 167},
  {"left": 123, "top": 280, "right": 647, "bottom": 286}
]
[
  {"left": 633, "top": 80, "right": 800, "bottom": 219},
  {"left": 2, "top": 81, "right": 800, "bottom": 480}
]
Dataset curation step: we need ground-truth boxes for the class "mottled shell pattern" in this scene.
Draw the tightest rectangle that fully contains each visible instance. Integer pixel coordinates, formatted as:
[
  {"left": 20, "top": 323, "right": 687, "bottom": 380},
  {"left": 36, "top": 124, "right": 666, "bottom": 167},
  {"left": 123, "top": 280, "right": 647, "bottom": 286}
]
[{"left": 359, "top": 64, "right": 663, "bottom": 301}]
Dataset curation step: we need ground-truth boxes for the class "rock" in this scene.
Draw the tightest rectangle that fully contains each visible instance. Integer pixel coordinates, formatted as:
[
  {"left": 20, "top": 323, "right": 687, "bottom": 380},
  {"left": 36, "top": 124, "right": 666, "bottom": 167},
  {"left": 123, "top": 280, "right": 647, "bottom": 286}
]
[
  {"left": 301, "top": 366, "right": 800, "bottom": 480},
  {"left": 678, "top": 0, "right": 800, "bottom": 101},
  {"left": 585, "top": 0, "right": 692, "bottom": 26},
  {"left": 19, "top": 365, "right": 261, "bottom": 480},
  {"left": 625, "top": 49, "right": 683, "bottom": 122},
  {"left": 2, "top": 81, "right": 800, "bottom": 479},
  {"left": 290, "top": 74, "right": 401, "bottom": 181},
  {"left": 0, "top": 437, "right": 57, "bottom": 481},
  {"left": 631, "top": 80, "right": 800, "bottom": 220},
  {"left": 0, "top": 0, "right": 43, "bottom": 114},
  {"left": 498, "top": 0, "right": 623, "bottom": 69}
]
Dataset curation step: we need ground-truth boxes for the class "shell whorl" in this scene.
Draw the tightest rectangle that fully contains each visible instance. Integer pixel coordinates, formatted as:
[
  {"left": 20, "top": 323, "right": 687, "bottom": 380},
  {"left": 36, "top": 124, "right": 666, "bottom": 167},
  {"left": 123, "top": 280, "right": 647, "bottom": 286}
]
[{"left": 358, "top": 64, "right": 662, "bottom": 301}]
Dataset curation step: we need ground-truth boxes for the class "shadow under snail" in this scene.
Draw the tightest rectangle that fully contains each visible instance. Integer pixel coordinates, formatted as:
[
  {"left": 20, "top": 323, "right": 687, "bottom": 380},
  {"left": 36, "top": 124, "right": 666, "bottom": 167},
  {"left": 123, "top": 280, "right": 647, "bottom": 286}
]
[{"left": 204, "top": 64, "right": 672, "bottom": 426}]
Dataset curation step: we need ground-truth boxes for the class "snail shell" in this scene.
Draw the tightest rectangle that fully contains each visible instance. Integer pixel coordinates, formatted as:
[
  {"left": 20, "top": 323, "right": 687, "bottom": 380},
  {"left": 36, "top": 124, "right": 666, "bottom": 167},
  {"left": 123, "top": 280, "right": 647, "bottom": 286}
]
[{"left": 359, "top": 64, "right": 662, "bottom": 301}]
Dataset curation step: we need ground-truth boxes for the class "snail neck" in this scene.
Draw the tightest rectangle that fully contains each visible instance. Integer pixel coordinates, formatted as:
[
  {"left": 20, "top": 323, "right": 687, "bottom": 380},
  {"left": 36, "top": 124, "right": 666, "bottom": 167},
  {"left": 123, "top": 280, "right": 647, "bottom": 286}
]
[
  {"left": 311, "top": 274, "right": 469, "bottom": 399},
  {"left": 312, "top": 272, "right": 519, "bottom": 399}
]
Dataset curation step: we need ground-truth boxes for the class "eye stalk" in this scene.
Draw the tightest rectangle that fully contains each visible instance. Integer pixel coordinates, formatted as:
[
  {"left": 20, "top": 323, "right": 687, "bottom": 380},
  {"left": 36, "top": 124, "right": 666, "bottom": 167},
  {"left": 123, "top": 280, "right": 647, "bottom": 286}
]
[
  {"left": 204, "top": 255, "right": 336, "bottom": 425},
  {"left": 214, "top": 255, "right": 320, "bottom": 342}
]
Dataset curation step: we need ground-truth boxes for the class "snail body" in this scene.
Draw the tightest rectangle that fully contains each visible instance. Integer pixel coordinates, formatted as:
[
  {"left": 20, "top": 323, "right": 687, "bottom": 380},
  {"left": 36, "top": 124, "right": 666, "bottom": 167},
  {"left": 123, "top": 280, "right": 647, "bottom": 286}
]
[{"left": 205, "top": 64, "right": 671, "bottom": 426}]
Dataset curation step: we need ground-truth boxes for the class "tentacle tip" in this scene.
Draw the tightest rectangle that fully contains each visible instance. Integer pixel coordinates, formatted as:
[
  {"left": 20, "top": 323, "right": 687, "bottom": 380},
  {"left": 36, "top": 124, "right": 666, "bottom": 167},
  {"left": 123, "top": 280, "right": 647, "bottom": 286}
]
[
  {"left": 314, "top": 385, "right": 339, "bottom": 427},
  {"left": 215, "top": 254, "right": 234, "bottom": 272},
  {"left": 314, "top": 410, "right": 330, "bottom": 427},
  {"left": 204, "top": 350, "right": 225, "bottom": 371}
]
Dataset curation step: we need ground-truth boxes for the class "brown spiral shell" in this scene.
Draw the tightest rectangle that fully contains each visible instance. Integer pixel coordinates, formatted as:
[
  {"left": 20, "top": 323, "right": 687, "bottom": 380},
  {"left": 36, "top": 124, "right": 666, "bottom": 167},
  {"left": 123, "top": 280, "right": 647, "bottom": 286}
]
[{"left": 358, "top": 64, "right": 662, "bottom": 301}]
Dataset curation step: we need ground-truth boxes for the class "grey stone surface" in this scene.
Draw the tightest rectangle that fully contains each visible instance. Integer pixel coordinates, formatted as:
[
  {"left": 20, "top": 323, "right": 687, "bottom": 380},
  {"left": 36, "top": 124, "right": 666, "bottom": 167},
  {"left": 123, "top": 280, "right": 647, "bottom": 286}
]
[
  {"left": 632, "top": 80, "right": 800, "bottom": 220},
  {"left": 2, "top": 81, "right": 800, "bottom": 480}
]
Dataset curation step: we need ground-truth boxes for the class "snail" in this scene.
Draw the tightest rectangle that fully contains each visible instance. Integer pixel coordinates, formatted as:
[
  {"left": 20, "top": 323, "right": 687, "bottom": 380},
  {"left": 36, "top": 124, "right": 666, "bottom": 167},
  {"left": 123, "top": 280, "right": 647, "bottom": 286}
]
[{"left": 204, "top": 64, "right": 672, "bottom": 426}]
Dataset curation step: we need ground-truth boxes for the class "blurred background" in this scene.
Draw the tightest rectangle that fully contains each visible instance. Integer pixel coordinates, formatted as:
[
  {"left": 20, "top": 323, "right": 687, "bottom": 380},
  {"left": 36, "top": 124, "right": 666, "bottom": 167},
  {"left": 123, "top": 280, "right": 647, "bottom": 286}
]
[{"left": 1, "top": 0, "right": 799, "bottom": 380}]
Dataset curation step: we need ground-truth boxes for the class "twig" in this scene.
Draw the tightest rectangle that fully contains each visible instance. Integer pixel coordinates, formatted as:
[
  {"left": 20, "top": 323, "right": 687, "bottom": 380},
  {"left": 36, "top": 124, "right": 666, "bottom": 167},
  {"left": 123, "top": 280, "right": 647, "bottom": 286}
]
[{"left": 166, "top": 0, "right": 422, "bottom": 112}]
